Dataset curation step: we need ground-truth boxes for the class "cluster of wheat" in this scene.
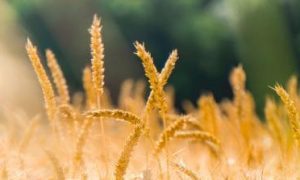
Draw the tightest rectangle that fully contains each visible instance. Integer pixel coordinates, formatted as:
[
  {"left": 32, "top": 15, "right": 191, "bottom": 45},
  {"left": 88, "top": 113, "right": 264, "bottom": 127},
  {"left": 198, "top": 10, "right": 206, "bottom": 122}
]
[{"left": 1, "top": 15, "right": 300, "bottom": 179}]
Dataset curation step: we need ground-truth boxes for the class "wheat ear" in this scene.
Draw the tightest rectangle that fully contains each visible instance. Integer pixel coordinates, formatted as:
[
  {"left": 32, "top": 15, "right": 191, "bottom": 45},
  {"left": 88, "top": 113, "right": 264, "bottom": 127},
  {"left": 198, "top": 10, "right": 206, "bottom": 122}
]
[
  {"left": 115, "top": 125, "right": 143, "bottom": 180},
  {"left": 154, "top": 117, "right": 186, "bottom": 155},
  {"left": 273, "top": 84, "right": 300, "bottom": 145},
  {"left": 172, "top": 162, "right": 199, "bottom": 180},
  {"left": 134, "top": 41, "right": 168, "bottom": 119},
  {"left": 74, "top": 109, "right": 142, "bottom": 169},
  {"left": 175, "top": 130, "right": 220, "bottom": 146},
  {"left": 46, "top": 49, "right": 70, "bottom": 104},
  {"left": 26, "top": 39, "right": 57, "bottom": 124},
  {"left": 146, "top": 49, "right": 178, "bottom": 113},
  {"left": 84, "top": 109, "right": 141, "bottom": 125},
  {"left": 90, "top": 15, "right": 108, "bottom": 174},
  {"left": 198, "top": 94, "right": 219, "bottom": 135},
  {"left": 167, "top": 114, "right": 203, "bottom": 131},
  {"left": 90, "top": 15, "right": 105, "bottom": 100},
  {"left": 160, "top": 49, "right": 178, "bottom": 87}
]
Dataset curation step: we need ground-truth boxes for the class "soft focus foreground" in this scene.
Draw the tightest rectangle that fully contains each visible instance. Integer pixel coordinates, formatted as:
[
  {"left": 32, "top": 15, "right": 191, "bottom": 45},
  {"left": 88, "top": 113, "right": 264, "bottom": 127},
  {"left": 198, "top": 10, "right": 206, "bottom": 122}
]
[{"left": 1, "top": 16, "right": 300, "bottom": 180}]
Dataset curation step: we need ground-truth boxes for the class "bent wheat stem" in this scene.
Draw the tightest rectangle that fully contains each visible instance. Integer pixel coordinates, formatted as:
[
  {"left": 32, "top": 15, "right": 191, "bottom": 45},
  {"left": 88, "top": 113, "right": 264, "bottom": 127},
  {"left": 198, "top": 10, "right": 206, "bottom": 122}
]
[{"left": 115, "top": 125, "right": 143, "bottom": 180}]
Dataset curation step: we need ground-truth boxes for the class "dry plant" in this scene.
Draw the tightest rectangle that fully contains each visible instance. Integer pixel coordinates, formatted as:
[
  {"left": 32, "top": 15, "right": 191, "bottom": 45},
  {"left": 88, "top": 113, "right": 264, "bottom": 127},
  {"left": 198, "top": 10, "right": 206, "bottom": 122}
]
[{"left": 2, "top": 14, "right": 300, "bottom": 179}]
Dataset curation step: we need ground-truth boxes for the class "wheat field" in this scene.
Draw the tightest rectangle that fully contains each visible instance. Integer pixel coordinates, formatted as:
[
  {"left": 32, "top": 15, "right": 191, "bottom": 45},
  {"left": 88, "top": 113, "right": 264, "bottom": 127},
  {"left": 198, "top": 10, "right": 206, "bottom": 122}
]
[{"left": 1, "top": 15, "right": 300, "bottom": 180}]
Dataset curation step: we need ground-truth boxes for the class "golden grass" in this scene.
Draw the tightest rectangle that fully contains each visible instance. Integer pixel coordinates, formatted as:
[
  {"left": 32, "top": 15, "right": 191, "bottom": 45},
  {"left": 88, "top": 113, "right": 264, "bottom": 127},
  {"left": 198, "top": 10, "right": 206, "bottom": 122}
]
[{"left": 2, "top": 15, "right": 300, "bottom": 179}]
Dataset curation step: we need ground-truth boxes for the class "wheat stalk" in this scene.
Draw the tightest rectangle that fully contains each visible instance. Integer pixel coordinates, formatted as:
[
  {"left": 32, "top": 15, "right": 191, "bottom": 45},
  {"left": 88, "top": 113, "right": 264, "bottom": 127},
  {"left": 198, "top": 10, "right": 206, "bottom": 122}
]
[
  {"left": 46, "top": 49, "right": 70, "bottom": 104},
  {"left": 115, "top": 125, "right": 143, "bottom": 180},
  {"left": 89, "top": 15, "right": 108, "bottom": 175},
  {"left": 73, "top": 117, "right": 93, "bottom": 170}
]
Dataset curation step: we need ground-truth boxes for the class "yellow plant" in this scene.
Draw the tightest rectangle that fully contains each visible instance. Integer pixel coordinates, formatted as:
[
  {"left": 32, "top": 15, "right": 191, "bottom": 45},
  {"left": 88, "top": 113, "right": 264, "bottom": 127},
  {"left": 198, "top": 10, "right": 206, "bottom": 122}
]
[{"left": 2, "top": 15, "right": 300, "bottom": 179}]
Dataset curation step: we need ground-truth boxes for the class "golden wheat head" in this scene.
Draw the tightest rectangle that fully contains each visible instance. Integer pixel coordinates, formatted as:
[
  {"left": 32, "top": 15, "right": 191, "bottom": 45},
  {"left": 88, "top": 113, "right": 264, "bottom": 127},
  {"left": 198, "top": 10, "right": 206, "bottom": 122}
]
[{"left": 26, "top": 39, "right": 57, "bottom": 124}]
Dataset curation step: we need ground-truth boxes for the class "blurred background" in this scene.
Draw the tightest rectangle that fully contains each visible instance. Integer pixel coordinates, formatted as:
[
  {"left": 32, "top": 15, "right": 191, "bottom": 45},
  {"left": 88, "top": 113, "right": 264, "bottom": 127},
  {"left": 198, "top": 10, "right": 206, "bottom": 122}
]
[{"left": 0, "top": 0, "right": 299, "bottom": 115}]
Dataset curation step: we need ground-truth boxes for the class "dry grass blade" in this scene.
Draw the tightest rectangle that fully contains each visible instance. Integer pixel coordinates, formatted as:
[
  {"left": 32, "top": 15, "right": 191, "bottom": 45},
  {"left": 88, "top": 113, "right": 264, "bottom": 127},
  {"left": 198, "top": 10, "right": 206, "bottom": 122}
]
[
  {"left": 26, "top": 39, "right": 57, "bottom": 124},
  {"left": 46, "top": 49, "right": 70, "bottom": 104},
  {"left": 115, "top": 125, "right": 142, "bottom": 180},
  {"left": 84, "top": 109, "right": 141, "bottom": 125}
]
